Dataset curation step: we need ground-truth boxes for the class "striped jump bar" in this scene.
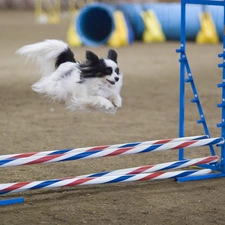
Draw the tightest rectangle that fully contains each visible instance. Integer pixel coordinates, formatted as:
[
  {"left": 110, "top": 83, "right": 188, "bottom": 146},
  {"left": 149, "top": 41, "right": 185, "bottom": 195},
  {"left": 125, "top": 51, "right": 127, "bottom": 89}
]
[
  {"left": 0, "top": 137, "right": 222, "bottom": 168},
  {"left": 0, "top": 135, "right": 208, "bottom": 160},
  {"left": 0, "top": 156, "right": 218, "bottom": 195},
  {"left": 0, "top": 169, "right": 212, "bottom": 195}
]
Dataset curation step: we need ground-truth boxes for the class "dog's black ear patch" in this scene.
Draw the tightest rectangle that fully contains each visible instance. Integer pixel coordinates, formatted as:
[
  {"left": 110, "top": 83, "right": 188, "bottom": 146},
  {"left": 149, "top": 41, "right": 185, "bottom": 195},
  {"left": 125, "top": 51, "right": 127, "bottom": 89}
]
[
  {"left": 107, "top": 49, "right": 117, "bottom": 63},
  {"left": 55, "top": 48, "right": 76, "bottom": 68},
  {"left": 86, "top": 51, "right": 99, "bottom": 64}
]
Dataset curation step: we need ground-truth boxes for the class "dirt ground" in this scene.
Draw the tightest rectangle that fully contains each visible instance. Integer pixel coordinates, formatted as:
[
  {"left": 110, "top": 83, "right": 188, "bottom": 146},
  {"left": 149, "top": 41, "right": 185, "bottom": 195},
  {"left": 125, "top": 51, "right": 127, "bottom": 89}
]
[{"left": 0, "top": 10, "right": 225, "bottom": 225}]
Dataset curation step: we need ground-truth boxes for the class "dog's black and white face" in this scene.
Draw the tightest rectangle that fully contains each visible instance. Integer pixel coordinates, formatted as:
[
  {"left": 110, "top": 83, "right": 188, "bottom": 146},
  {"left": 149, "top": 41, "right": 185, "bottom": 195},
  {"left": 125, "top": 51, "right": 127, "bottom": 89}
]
[{"left": 79, "top": 49, "right": 121, "bottom": 85}]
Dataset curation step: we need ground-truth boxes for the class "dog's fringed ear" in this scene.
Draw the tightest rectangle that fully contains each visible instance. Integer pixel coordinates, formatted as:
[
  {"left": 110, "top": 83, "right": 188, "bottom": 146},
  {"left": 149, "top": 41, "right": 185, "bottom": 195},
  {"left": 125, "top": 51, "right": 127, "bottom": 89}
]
[
  {"left": 86, "top": 51, "right": 99, "bottom": 64},
  {"left": 107, "top": 49, "right": 117, "bottom": 63}
]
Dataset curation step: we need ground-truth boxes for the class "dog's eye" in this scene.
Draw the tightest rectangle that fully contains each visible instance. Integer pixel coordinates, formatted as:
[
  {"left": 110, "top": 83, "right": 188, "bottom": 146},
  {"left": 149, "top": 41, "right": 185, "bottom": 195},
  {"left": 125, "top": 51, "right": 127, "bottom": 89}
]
[
  {"left": 105, "top": 67, "right": 112, "bottom": 75},
  {"left": 115, "top": 68, "right": 120, "bottom": 74}
]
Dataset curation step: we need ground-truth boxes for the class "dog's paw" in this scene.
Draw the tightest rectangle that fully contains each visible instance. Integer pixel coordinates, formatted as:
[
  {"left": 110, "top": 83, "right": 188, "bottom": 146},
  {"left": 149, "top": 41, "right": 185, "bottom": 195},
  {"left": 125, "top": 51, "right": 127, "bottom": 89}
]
[
  {"left": 104, "top": 100, "right": 115, "bottom": 110},
  {"left": 101, "top": 100, "right": 116, "bottom": 114},
  {"left": 110, "top": 95, "right": 122, "bottom": 108}
]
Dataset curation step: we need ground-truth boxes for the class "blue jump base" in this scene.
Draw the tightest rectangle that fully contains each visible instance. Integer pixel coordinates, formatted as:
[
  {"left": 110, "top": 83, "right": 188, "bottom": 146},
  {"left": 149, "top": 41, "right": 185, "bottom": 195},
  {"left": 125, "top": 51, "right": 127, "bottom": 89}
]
[{"left": 0, "top": 197, "right": 24, "bottom": 206}]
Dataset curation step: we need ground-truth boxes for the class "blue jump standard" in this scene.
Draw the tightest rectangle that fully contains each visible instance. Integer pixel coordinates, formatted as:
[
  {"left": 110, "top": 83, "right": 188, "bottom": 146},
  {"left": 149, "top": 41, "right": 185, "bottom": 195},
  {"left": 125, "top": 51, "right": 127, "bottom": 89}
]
[
  {"left": 0, "top": 198, "right": 24, "bottom": 206},
  {"left": 177, "top": 0, "right": 225, "bottom": 182}
]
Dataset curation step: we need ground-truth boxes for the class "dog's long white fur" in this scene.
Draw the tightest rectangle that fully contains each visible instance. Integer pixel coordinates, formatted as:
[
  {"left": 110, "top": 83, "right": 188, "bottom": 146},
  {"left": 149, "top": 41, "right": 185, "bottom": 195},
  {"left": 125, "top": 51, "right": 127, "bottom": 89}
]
[{"left": 17, "top": 40, "right": 122, "bottom": 114}]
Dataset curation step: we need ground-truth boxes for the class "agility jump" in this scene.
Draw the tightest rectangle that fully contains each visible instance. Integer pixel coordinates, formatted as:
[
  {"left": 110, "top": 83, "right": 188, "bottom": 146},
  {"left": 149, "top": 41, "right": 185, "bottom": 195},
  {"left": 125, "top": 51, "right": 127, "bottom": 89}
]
[{"left": 1, "top": 0, "right": 225, "bottom": 205}]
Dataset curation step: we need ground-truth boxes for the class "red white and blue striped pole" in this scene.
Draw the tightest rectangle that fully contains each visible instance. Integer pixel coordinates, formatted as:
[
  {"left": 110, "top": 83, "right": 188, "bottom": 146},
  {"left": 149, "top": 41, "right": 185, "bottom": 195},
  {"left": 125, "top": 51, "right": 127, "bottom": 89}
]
[
  {"left": 0, "top": 169, "right": 212, "bottom": 195},
  {"left": 0, "top": 137, "right": 222, "bottom": 168},
  {"left": 0, "top": 135, "right": 208, "bottom": 160},
  {"left": 98, "top": 156, "right": 218, "bottom": 175}
]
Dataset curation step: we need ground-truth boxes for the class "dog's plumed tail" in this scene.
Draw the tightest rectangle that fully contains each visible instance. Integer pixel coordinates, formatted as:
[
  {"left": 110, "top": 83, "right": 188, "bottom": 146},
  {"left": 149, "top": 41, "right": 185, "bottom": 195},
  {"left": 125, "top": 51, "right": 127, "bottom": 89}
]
[
  {"left": 16, "top": 39, "right": 76, "bottom": 77},
  {"left": 17, "top": 39, "right": 79, "bottom": 103}
]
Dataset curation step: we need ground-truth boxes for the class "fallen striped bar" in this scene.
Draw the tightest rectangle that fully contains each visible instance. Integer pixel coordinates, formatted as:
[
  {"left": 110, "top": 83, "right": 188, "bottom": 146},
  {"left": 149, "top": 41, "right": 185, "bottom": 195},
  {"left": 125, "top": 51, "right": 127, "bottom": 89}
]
[
  {"left": 0, "top": 169, "right": 211, "bottom": 195},
  {"left": 0, "top": 137, "right": 222, "bottom": 168}
]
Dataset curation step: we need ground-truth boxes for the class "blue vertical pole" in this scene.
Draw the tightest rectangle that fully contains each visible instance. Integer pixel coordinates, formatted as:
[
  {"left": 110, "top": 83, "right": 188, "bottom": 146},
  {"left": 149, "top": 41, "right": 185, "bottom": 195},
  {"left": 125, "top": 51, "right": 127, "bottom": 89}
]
[
  {"left": 222, "top": 1, "right": 225, "bottom": 173},
  {"left": 178, "top": 0, "right": 186, "bottom": 160},
  {"left": 217, "top": 1, "right": 225, "bottom": 173},
  {"left": 220, "top": 4, "right": 225, "bottom": 173}
]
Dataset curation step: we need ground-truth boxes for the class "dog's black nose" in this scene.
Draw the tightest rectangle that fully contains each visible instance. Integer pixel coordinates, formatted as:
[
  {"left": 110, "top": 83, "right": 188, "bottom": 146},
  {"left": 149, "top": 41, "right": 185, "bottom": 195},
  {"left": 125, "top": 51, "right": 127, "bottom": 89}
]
[{"left": 115, "top": 77, "right": 119, "bottom": 82}]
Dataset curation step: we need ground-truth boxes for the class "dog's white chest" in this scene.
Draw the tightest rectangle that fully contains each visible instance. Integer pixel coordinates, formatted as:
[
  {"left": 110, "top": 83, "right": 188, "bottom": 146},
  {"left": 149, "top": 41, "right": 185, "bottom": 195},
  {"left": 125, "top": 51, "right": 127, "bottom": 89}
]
[{"left": 90, "top": 84, "right": 113, "bottom": 98}]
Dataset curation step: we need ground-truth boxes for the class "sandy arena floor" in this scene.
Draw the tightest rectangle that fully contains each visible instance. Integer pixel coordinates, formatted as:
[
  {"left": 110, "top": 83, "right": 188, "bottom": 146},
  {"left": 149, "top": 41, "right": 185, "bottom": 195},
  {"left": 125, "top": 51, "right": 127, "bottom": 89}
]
[{"left": 0, "top": 10, "right": 225, "bottom": 225}]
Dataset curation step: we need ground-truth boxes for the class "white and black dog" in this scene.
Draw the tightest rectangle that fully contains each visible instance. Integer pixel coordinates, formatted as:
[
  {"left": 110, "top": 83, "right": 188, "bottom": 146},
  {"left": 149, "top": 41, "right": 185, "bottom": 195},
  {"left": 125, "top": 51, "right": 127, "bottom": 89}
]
[{"left": 17, "top": 39, "right": 123, "bottom": 114}]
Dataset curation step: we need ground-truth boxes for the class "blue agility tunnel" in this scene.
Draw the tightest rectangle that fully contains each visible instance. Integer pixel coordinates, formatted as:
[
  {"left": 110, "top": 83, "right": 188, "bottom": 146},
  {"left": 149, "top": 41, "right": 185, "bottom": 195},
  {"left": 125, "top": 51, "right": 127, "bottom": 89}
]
[
  {"left": 76, "top": 3, "right": 115, "bottom": 47},
  {"left": 143, "top": 3, "right": 201, "bottom": 41},
  {"left": 75, "top": 3, "right": 224, "bottom": 46},
  {"left": 116, "top": 3, "right": 145, "bottom": 40},
  {"left": 76, "top": 3, "right": 135, "bottom": 47},
  {"left": 143, "top": 3, "right": 224, "bottom": 41},
  {"left": 206, "top": 5, "right": 224, "bottom": 41}
]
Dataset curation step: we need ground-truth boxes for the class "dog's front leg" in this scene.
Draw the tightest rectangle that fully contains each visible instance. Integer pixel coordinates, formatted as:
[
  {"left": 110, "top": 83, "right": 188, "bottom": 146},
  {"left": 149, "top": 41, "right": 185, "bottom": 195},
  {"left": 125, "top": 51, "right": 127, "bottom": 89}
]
[
  {"left": 69, "top": 96, "right": 116, "bottom": 113},
  {"left": 109, "top": 94, "right": 122, "bottom": 108},
  {"left": 88, "top": 96, "right": 117, "bottom": 113}
]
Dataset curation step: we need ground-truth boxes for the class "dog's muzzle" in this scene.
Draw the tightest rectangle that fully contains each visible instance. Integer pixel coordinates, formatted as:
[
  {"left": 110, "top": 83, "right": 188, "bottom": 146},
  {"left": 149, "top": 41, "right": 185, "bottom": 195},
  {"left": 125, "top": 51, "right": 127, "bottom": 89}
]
[
  {"left": 106, "top": 79, "right": 115, "bottom": 85},
  {"left": 106, "top": 77, "right": 119, "bottom": 85}
]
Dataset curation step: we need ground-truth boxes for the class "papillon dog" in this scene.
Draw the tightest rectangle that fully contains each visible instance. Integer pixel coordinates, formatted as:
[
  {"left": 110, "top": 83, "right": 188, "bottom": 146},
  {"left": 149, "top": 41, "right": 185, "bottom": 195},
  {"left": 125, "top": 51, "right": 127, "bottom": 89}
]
[{"left": 17, "top": 39, "right": 123, "bottom": 114}]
